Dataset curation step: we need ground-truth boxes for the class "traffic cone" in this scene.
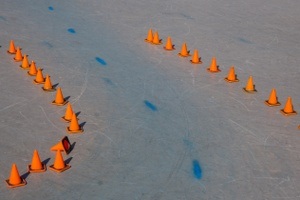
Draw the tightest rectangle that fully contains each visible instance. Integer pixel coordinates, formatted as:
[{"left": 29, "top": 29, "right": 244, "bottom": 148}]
[
  {"left": 7, "top": 40, "right": 17, "bottom": 54},
  {"left": 49, "top": 150, "right": 71, "bottom": 173},
  {"left": 164, "top": 36, "right": 175, "bottom": 50},
  {"left": 298, "top": 125, "right": 300, "bottom": 129},
  {"left": 224, "top": 66, "right": 239, "bottom": 82},
  {"left": 52, "top": 87, "right": 68, "bottom": 106},
  {"left": 190, "top": 49, "right": 202, "bottom": 64},
  {"left": 61, "top": 102, "right": 74, "bottom": 122},
  {"left": 50, "top": 136, "right": 72, "bottom": 154},
  {"left": 280, "top": 97, "right": 297, "bottom": 116},
  {"left": 27, "top": 61, "right": 38, "bottom": 76},
  {"left": 33, "top": 68, "right": 45, "bottom": 84},
  {"left": 207, "top": 57, "right": 221, "bottom": 72},
  {"left": 144, "top": 29, "right": 153, "bottom": 43},
  {"left": 5, "top": 163, "right": 27, "bottom": 188},
  {"left": 178, "top": 42, "right": 190, "bottom": 57},
  {"left": 28, "top": 150, "right": 47, "bottom": 173},
  {"left": 265, "top": 88, "right": 280, "bottom": 106},
  {"left": 14, "top": 47, "right": 23, "bottom": 62},
  {"left": 243, "top": 76, "right": 257, "bottom": 93},
  {"left": 152, "top": 31, "right": 162, "bottom": 45},
  {"left": 42, "top": 75, "right": 56, "bottom": 92},
  {"left": 67, "top": 113, "right": 83, "bottom": 133},
  {"left": 19, "top": 54, "right": 30, "bottom": 70}
]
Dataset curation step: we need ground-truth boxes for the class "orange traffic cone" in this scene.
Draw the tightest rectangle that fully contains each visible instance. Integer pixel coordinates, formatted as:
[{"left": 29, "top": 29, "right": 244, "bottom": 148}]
[
  {"left": 20, "top": 54, "right": 30, "bottom": 70},
  {"left": 49, "top": 150, "right": 71, "bottom": 173},
  {"left": 178, "top": 42, "right": 190, "bottom": 57},
  {"left": 190, "top": 49, "right": 202, "bottom": 64},
  {"left": 27, "top": 61, "right": 38, "bottom": 76},
  {"left": 164, "top": 36, "right": 175, "bottom": 50},
  {"left": 5, "top": 163, "right": 27, "bottom": 188},
  {"left": 207, "top": 57, "right": 221, "bottom": 72},
  {"left": 52, "top": 87, "right": 68, "bottom": 106},
  {"left": 67, "top": 113, "right": 83, "bottom": 133},
  {"left": 152, "top": 31, "right": 162, "bottom": 45},
  {"left": 144, "top": 29, "right": 153, "bottom": 43},
  {"left": 280, "top": 97, "right": 297, "bottom": 116},
  {"left": 50, "top": 136, "right": 72, "bottom": 154},
  {"left": 224, "top": 66, "right": 239, "bottom": 82},
  {"left": 243, "top": 76, "right": 257, "bottom": 93},
  {"left": 7, "top": 40, "right": 17, "bottom": 54},
  {"left": 265, "top": 88, "right": 281, "bottom": 106},
  {"left": 33, "top": 68, "right": 45, "bottom": 84},
  {"left": 61, "top": 102, "right": 74, "bottom": 122},
  {"left": 298, "top": 125, "right": 300, "bottom": 129},
  {"left": 14, "top": 47, "right": 23, "bottom": 62},
  {"left": 42, "top": 75, "right": 56, "bottom": 92},
  {"left": 28, "top": 150, "right": 46, "bottom": 173}
]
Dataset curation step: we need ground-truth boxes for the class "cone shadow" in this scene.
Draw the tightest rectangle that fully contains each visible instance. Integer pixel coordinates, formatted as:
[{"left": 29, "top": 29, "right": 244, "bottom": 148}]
[
  {"left": 80, "top": 122, "right": 86, "bottom": 128},
  {"left": 42, "top": 157, "right": 51, "bottom": 165},
  {"left": 52, "top": 83, "right": 59, "bottom": 89},
  {"left": 75, "top": 111, "right": 81, "bottom": 117},
  {"left": 21, "top": 171, "right": 30, "bottom": 179},
  {"left": 65, "top": 96, "right": 71, "bottom": 101},
  {"left": 65, "top": 157, "right": 73, "bottom": 165},
  {"left": 70, "top": 142, "right": 76, "bottom": 153}
]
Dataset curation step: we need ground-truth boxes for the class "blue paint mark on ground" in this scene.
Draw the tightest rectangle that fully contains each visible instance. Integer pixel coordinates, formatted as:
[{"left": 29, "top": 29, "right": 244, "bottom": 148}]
[
  {"left": 48, "top": 6, "right": 54, "bottom": 11},
  {"left": 183, "top": 138, "right": 193, "bottom": 149},
  {"left": 95, "top": 57, "right": 107, "bottom": 66},
  {"left": 144, "top": 100, "right": 157, "bottom": 111},
  {"left": 102, "top": 78, "right": 114, "bottom": 86},
  {"left": 238, "top": 37, "right": 253, "bottom": 44},
  {"left": 41, "top": 41, "right": 53, "bottom": 48},
  {"left": 0, "top": 16, "right": 7, "bottom": 21},
  {"left": 193, "top": 160, "right": 202, "bottom": 180},
  {"left": 68, "top": 28, "right": 76, "bottom": 34}
]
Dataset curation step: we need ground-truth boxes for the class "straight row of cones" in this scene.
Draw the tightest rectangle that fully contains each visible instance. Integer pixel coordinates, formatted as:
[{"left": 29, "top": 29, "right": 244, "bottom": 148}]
[
  {"left": 145, "top": 29, "right": 298, "bottom": 118},
  {"left": 6, "top": 150, "right": 70, "bottom": 188},
  {"left": 5, "top": 40, "right": 85, "bottom": 188}
]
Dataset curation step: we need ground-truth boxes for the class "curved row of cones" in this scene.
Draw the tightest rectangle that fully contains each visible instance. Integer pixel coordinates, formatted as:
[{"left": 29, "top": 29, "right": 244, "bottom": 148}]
[
  {"left": 144, "top": 29, "right": 298, "bottom": 118},
  {"left": 5, "top": 40, "right": 86, "bottom": 188},
  {"left": 7, "top": 40, "right": 84, "bottom": 132}
]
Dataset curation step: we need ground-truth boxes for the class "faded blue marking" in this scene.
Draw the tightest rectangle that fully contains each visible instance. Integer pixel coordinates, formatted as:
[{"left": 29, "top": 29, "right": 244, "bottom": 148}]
[
  {"left": 41, "top": 41, "right": 53, "bottom": 48},
  {"left": 144, "top": 100, "right": 157, "bottom": 111},
  {"left": 48, "top": 6, "right": 54, "bottom": 11},
  {"left": 183, "top": 138, "right": 193, "bottom": 149},
  {"left": 68, "top": 28, "right": 76, "bottom": 34},
  {"left": 95, "top": 57, "right": 107, "bottom": 66},
  {"left": 193, "top": 160, "right": 202, "bottom": 180},
  {"left": 102, "top": 78, "right": 114, "bottom": 86},
  {"left": 180, "top": 13, "right": 194, "bottom": 20},
  {"left": 0, "top": 16, "right": 7, "bottom": 21},
  {"left": 238, "top": 37, "right": 253, "bottom": 44}
]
